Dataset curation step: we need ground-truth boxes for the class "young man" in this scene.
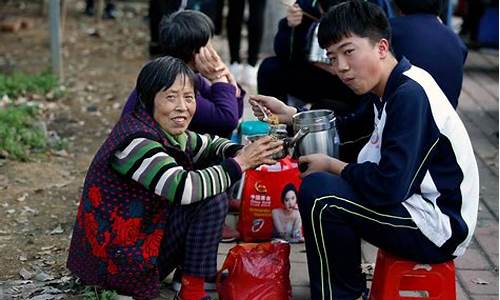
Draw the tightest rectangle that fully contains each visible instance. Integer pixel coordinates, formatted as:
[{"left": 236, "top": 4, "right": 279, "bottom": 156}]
[{"left": 250, "top": 1, "right": 479, "bottom": 299}]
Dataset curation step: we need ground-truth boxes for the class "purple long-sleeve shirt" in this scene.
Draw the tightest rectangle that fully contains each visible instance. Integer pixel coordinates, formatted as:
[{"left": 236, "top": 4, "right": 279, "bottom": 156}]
[{"left": 122, "top": 74, "right": 245, "bottom": 137}]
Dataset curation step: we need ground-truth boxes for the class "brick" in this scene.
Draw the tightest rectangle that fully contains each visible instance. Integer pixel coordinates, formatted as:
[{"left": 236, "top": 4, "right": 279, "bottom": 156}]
[
  {"left": 292, "top": 285, "right": 311, "bottom": 300},
  {"left": 458, "top": 270, "right": 499, "bottom": 295},
  {"left": 290, "top": 243, "right": 307, "bottom": 263},
  {"left": 456, "top": 281, "right": 470, "bottom": 300},
  {"left": 361, "top": 240, "right": 377, "bottom": 263},
  {"left": 456, "top": 243, "right": 491, "bottom": 270},
  {"left": 470, "top": 295, "right": 499, "bottom": 300},
  {"left": 217, "top": 242, "right": 235, "bottom": 255},
  {"left": 474, "top": 224, "right": 499, "bottom": 267},
  {"left": 217, "top": 253, "right": 227, "bottom": 270},
  {"left": 290, "top": 261, "right": 310, "bottom": 286}
]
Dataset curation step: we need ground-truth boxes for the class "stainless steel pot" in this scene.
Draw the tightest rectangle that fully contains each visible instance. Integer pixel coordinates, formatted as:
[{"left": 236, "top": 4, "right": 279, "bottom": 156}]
[{"left": 292, "top": 109, "right": 339, "bottom": 158}]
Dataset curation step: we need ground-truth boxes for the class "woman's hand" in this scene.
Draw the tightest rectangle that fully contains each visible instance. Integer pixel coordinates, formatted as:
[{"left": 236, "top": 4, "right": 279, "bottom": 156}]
[
  {"left": 195, "top": 44, "right": 240, "bottom": 96},
  {"left": 298, "top": 154, "right": 347, "bottom": 178},
  {"left": 287, "top": 3, "right": 303, "bottom": 27},
  {"left": 234, "top": 136, "right": 283, "bottom": 171},
  {"left": 225, "top": 70, "right": 241, "bottom": 97},
  {"left": 194, "top": 45, "right": 228, "bottom": 83},
  {"left": 249, "top": 95, "right": 297, "bottom": 125}
]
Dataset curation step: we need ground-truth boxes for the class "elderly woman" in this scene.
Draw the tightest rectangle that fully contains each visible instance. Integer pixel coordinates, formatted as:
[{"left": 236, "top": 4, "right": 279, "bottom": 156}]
[{"left": 67, "top": 56, "right": 282, "bottom": 300}]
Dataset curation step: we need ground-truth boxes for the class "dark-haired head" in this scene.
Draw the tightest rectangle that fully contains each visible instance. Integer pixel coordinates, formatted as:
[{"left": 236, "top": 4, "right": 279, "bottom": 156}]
[
  {"left": 281, "top": 184, "right": 298, "bottom": 203},
  {"left": 393, "top": 0, "right": 442, "bottom": 16},
  {"left": 318, "top": 0, "right": 391, "bottom": 49},
  {"left": 136, "top": 56, "right": 197, "bottom": 115},
  {"left": 318, "top": 0, "right": 348, "bottom": 12},
  {"left": 159, "top": 10, "right": 215, "bottom": 63}
]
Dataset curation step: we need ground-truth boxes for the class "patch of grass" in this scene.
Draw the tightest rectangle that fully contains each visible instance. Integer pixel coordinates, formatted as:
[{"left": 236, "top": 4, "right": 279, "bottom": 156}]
[
  {"left": 0, "top": 71, "right": 58, "bottom": 97},
  {"left": 0, "top": 104, "right": 47, "bottom": 161},
  {"left": 82, "top": 286, "right": 119, "bottom": 300}
]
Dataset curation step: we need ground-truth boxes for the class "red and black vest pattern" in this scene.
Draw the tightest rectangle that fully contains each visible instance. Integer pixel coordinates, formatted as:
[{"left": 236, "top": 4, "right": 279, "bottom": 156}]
[{"left": 67, "top": 107, "right": 194, "bottom": 299}]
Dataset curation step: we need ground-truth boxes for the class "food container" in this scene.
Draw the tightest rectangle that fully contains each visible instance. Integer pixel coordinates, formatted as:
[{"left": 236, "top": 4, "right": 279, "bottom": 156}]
[{"left": 292, "top": 109, "right": 339, "bottom": 158}]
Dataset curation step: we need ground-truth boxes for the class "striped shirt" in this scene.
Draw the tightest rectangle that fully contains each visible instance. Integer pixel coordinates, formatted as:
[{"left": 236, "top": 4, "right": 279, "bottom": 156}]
[{"left": 111, "top": 132, "right": 241, "bottom": 206}]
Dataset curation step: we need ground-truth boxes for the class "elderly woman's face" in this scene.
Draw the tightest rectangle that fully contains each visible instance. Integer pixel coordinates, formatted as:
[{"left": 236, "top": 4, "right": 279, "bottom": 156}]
[{"left": 153, "top": 75, "right": 196, "bottom": 136}]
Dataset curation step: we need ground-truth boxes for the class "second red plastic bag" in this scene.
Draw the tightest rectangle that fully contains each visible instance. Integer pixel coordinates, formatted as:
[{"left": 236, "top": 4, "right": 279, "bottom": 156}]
[{"left": 216, "top": 241, "right": 292, "bottom": 300}]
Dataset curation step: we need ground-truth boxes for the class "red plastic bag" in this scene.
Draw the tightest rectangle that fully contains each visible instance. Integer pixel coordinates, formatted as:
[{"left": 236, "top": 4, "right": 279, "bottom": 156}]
[
  {"left": 238, "top": 157, "right": 302, "bottom": 242},
  {"left": 217, "top": 241, "right": 292, "bottom": 300}
]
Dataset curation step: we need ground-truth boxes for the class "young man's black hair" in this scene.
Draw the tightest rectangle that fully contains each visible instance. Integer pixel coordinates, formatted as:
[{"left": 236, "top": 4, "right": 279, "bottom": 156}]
[
  {"left": 136, "top": 56, "right": 197, "bottom": 114},
  {"left": 159, "top": 10, "right": 215, "bottom": 63},
  {"left": 393, "top": 0, "right": 443, "bottom": 16},
  {"left": 317, "top": 0, "right": 391, "bottom": 48}
]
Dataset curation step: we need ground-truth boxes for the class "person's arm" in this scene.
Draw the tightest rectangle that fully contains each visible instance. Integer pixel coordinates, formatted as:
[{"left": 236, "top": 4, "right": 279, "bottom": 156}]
[
  {"left": 192, "top": 133, "right": 283, "bottom": 171},
  {"left": 340, "top": 86, "right": 440, "bottom": 206},
  {"left": 189, "top": 132, "right": 243, "bottom": 163},
  {"left": 298, "top": 154, "right": 347, "bottom": 178},
  {"left": 249, "top": 95, "right": 298, "bottom": 125},
  {"left": 111, "top": 137, "right": 242, "bottom": 206},
  {"left": 189, "top": 75, "right": 244, "bottom": 137},
  {"left": 189, "top": 132, "right": 283, "bottom": 171}
]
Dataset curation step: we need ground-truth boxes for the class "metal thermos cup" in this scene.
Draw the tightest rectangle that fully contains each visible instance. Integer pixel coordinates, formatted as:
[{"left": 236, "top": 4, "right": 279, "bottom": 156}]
[{"left": 292, "top": 109, "right": 339, "bottom": 158}]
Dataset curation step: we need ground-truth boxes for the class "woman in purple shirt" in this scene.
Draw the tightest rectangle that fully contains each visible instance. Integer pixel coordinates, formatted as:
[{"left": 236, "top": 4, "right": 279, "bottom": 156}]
[{"left": 123, "top": 10, "right": 244, "bottom": 138}]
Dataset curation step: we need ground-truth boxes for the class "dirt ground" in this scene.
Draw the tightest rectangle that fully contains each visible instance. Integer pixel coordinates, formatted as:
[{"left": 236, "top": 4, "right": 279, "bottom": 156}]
[{"left": 0, "top": 0, "right": 164, "bottom": 297}]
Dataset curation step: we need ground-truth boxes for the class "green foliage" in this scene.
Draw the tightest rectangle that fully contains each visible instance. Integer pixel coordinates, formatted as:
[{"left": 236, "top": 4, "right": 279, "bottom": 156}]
[
  {"left": 0, "top": 104, "right": 47, "bottom": 160},
  {"left": 82, "top": 286, "right": 119, "bottom": 300},
  {"left": 0, "top": 71, "right": 59, "bottom": 97}
]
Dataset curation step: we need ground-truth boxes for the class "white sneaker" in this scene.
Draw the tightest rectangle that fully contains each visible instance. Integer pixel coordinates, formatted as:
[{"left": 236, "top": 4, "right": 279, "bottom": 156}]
[
  {"left": 229, "top": 62, "right": 242, "bottom": 82},
  {"left": 242, "top": 64, "right": 258, "bottom": 87}
]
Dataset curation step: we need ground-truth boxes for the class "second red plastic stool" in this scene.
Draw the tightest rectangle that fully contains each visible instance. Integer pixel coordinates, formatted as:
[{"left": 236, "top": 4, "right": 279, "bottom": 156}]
[{"left": 369, "top": 249, "right": 456, "bottom": 300}]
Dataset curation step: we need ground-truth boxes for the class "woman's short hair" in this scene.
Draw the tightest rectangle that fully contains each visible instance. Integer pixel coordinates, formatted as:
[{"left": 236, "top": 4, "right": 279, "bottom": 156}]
[
  {"left": 393, "top": 0, "right": 442, "bottom": 16},
  {"left": 318, "top": 0, "right": 391, "bottom": 49},
  {"left": 281, "top": 183, "right": 297, "bottom": 203},
  {"left": 136, "top": 56, "right": 197, "bottom": 114},
  {"left": 159, "top": 10, "right": 215, "bottom": 63}
]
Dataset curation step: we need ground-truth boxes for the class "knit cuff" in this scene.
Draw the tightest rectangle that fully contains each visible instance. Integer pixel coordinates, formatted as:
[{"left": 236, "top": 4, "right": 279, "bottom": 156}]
[{"left": 220, "top": 158, "right": 243, "bottom": 184}]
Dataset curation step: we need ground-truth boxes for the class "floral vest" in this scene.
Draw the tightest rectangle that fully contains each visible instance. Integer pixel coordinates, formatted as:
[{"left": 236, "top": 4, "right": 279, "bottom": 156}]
[{"left": 67, "top": 107, "right": 195, "bottom": 299}]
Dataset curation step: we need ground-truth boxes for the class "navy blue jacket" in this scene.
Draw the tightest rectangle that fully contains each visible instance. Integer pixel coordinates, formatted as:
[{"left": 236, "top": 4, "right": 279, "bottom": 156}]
[
  {"left": 390, "top": 14, "right": 468, "bottom": 108},
  {"left": 341, "top": 58, "right": 478, "bottom": 256}
]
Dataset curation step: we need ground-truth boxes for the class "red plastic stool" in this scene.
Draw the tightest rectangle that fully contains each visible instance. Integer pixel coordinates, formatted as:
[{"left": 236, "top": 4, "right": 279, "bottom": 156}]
[{"left": 369, "top": 249, "right": 456, "bottom": 300}]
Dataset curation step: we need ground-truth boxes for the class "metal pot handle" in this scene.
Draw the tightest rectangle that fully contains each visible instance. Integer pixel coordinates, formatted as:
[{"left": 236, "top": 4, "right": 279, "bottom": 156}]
[{"left": 286, "top": 127, "right": 310, "bottom": 158}]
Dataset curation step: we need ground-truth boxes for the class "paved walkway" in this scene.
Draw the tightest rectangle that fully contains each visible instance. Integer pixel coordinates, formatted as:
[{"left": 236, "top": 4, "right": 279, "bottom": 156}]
[{"left": 157, "top": 45, "right": 498, "bottom": 299}]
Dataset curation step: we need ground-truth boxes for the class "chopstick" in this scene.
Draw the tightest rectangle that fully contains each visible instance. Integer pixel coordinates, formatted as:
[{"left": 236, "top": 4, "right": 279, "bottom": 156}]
[{"left": 279, "top": 0, "right": 320, "bottom": 22}]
